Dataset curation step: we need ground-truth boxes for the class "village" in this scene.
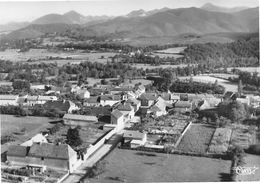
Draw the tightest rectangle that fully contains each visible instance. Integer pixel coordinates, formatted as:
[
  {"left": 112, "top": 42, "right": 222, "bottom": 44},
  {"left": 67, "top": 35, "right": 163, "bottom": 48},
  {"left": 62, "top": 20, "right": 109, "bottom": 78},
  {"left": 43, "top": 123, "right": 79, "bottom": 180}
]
[{"left": 1, "top": 69, "right": 260, "bottom": 182}]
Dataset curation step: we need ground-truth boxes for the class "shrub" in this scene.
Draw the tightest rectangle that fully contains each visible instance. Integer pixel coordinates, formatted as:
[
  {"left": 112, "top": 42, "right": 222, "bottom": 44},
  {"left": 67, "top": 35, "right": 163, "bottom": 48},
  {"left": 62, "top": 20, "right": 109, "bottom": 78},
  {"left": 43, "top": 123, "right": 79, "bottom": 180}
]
[{"left": 246, "top": 144, "right": 260, "bottom": 155}]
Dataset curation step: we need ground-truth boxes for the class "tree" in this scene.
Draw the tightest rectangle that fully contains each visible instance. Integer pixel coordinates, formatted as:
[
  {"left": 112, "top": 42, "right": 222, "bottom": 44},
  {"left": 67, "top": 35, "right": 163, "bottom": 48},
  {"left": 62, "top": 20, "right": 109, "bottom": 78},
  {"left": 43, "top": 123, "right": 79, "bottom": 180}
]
[
  {"left": 86, "top": 160, "right": 107, "bottom": 178},
  {"left": 12, "top": 79, "right": 30, "bottom": 91},
  {"left": 237, "top": 79, "right": 243, "bottom": 97},
  {"left": 66, "top": 127, "right": 82, "bottom": 148}
]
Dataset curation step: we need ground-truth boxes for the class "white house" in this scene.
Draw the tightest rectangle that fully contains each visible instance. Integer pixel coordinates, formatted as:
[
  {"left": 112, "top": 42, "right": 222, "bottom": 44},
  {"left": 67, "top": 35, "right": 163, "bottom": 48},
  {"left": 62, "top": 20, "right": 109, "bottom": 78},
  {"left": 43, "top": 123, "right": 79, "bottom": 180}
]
[
  {"left": 100, "top": 95, "right": 121, "bottom": 106},
  {"left": 20, "top": 133, "right": 48, "bottom": 147},
  {"left": 117, "top": 103, "right": 135, "bottom": 122},
  {"left": 123, "top": 130, "right": 147, "bottom": 148},
  {"left": 0, "top": 95, "right": 18, "bottom": 106}
]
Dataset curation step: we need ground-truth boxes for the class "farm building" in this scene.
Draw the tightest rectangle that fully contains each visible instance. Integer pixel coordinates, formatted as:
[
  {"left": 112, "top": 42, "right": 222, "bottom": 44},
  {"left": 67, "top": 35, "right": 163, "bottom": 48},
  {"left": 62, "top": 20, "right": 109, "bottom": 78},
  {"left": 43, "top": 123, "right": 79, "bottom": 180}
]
[
  {"left": 123, "top": 130, "right": 147, "bottom": 148},
  {"left": 83, "top": 96, "right": 100, "bottom": 107},
  {"left": 0, "top": 95, "right": 18, "bottom": 106},
  {"left": 63, "top": 114, "right": 98, "bottom": 126},
  {"left": 6, "top": 145, "right": 29, "bottom": 166}
]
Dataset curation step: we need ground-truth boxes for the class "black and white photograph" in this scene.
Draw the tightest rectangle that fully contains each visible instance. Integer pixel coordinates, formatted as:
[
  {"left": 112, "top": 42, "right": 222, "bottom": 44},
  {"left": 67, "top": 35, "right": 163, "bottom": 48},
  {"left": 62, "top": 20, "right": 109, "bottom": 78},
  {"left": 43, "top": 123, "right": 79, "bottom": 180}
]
[{"left": 0, "top": 0, "right": 259, "bottom": 182}]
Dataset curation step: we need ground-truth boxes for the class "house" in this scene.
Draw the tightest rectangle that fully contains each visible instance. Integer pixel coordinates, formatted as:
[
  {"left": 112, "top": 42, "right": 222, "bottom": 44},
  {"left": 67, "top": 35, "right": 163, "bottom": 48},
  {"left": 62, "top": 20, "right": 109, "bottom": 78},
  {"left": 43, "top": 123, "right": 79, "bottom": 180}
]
[
  {"left": 63, "top": 114, "right": 98, "bottom": 126},
  {"left": 134, "top": 85, "right": 146, "bottom": 97},
  {"left": 83, "top": 96, "right": 100, "bottom": 107},
  {"left": 27, "top": 143, "right": 78, "bottom": 172},
  {"left": 21, "top": 134, "right": 48, "bottom": 147},
  {"left": 116, "top": 103, "right": 135, "bottom": 121},
  {"left": 37, "top": 96, "right": 58, "bottom": 104},
  {"left": 173, "top": 101, "right": 192, "bottom": 113},
  {"left": 123, "top": 130, "right": 147, "bottom": 148},
  {"left": 110, "top": 87, "right": 133, "bottom": 95},
  {"left": 43, "top": 100, "right": 79, "bottom": 113},
  {"left": 0, "top": 95, "right": 18, "bottom": 106},
  {"left": 26, "top": 96, "right": 38, "bottom": 106},
  {"left": 111, "top": 109, "right": 124, "bottom": 131},
  {"left": 72, "top": 87, "right": 90, "bottom": 99},
  {"left": 126, "top": 98, "right": 141, "bottom": 112},
  {"left": 236, "top": 96, "right": 250, "bottom": 105},
  {"left": 139, "top": 93, "right": 158, "bottom": 107},
  {"left": 30, "top": 84, "right": 46, "bottom": 91},
  {"left": 100, "top": 95, "right": 122, "bottom": 106},
  {"left": 148, "top": 97, "right": 169, "bottom": 117}
]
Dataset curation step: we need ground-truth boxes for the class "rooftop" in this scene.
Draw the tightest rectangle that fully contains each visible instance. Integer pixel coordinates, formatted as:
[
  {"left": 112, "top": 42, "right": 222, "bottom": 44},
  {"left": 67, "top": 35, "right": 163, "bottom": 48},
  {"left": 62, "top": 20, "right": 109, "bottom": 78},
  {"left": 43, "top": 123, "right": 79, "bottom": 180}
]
[
  {"left": 174, "top": 101, "right": 192, "bottom": 108},
  {"left": 7, "top": 145, "right": 28, "bottom": 157},
  {"left": 0, "top": 95, "right": 18, "bottom": 100},
  {"left": 28, "top": 143, "right": 76, "bottom": 160},
  {"left": 63, "top": 114, "right": 98, "bottom": 122},
  {"left": 117, "top": 103, "right": 133, "bottom": 111},
  {"left": 111, "top": 109, "right": 124, "bottom": 119},
  {"left": 139, "top": 93, "right": 158, "bottom": 101}
]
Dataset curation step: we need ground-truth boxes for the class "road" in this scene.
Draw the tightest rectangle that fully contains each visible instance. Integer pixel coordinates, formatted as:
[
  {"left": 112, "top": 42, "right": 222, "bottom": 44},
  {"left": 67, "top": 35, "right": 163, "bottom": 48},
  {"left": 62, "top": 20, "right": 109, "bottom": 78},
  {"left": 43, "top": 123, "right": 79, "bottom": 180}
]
[{"left": 62, "top": 134, "right": 122, "bottom": 183}]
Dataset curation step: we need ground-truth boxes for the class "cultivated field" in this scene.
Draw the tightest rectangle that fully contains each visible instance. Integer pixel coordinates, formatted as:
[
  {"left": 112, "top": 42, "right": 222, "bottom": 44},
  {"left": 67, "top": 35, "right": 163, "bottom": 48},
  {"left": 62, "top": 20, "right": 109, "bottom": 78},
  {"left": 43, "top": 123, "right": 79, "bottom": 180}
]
[
  {"left": 86, "top": 148, "right": 231, "bottom": 182},
  {"left": 179, "top": 75, "right": 238, "bottom": 92},
  {"left": 132, "top": 63, "right": 193, "bottom": 69},
  {"left": 177, "top": 124, "right": 216, "bottom": 153},
  {"left": 0, "top": 49, "right": 117, "bottom": 66},
  {"left": 227, "top": 67, "right": 260, "bottom": 75}
]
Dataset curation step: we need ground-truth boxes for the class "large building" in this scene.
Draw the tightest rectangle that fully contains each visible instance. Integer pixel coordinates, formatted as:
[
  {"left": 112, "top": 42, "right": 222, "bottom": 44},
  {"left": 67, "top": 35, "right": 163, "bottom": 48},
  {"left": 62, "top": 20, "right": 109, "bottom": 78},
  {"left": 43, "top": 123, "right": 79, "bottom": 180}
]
[{"left": 63, "top": 114, "right": 98, "bottom": 126}]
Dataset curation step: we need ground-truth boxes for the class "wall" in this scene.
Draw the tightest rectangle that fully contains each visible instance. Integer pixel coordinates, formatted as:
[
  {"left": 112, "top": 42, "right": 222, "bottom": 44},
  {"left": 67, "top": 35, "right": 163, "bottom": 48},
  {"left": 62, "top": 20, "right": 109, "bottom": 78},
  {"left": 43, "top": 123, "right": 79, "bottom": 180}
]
[
  {"left": 64, "top": 119, "right": 96, "bottom": 126},
  {"left": 83, "top": 128, "right": 116, "bottom": 160},
  {"left": 174, "top": 122, "right": 192, "bottom": 148},
  {"left": 7, "top": 156, "right": 28, "bottom": 166}
]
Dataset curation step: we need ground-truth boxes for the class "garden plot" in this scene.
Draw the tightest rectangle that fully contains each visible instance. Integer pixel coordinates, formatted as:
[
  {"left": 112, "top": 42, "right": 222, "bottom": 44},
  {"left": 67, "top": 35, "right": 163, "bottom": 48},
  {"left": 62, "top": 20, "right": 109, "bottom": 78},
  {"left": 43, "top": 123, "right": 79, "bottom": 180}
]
[
  {"left": 230, "top": 124, "right": 255, "bottom": 149},
  {"left": 208, "top": 128, "right": 232, "bottom": 154},
  {"left": 146, "top": 115, "right": 189, "bottom": 146},
  {"left": 177, "top": 124, "right": 216, "bottom": 154}
]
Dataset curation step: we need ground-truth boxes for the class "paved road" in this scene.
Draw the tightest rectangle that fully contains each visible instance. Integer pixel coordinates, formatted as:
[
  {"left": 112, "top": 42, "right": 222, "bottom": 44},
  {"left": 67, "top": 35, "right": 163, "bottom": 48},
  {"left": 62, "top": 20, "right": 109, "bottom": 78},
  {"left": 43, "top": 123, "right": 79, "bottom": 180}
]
[{"left": 62, "top": 134, "right": 122, "bottom": 183}]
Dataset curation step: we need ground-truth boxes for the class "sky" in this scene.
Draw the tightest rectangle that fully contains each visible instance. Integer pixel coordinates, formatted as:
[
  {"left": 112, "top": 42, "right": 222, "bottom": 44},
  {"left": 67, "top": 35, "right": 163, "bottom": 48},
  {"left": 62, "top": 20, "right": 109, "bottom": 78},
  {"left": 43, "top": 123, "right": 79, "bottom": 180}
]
[{"left": 0, "top": 0, "right": 258, "bottom": 24}]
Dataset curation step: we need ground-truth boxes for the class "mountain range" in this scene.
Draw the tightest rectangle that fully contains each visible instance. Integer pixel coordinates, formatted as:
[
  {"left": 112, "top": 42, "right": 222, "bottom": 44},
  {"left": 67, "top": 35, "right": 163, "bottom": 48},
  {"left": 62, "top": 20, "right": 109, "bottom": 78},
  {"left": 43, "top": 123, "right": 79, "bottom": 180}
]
[{"left": 1, "top": 3, "right": 259, "bottom": 40}]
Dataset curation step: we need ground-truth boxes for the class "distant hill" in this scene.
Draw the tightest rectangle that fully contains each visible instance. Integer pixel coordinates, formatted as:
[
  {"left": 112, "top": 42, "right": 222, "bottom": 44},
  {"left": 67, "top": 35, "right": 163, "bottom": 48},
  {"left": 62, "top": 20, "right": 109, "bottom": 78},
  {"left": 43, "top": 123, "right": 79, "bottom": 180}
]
[
  {"left": 32, "top": 10, "right": 111, "bottom": 25},
  {"left": 84, "top": 7, "right": 259, "bottom": 38},
  {"left": 0, "top": 22, "right": 30, "bottom": 33},
  {"left": 201, "top": 3, "right": 248, "bottom": 13},
  {"left": 2, "top": 7, "right": 259, "bottom": 40}
]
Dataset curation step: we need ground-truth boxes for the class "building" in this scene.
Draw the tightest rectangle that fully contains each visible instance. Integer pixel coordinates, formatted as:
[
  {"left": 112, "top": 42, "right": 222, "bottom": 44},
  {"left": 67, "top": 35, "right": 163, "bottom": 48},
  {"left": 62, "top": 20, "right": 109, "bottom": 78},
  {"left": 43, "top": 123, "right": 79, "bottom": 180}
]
[
  {"left": 126, "top": 98, "right": 141, "bottom": 112},
  {"left": 43, "top": 100, "right": 79, "bottom": 113},
  {"left": 117, "top": 103, "right": 135, "bottom": 121},
  {"left": 63, "top": 114, "right": 98, "bottom": 126},
  {"left": 139, "top": 93, "right": 158, "bottom": 107},
  {"left": 21, "top": 134, "right": 48, "bottom": 147},
  {"left": 0, "top": 95, "right": 18, "bottom": 106},
  {"left": 83, "top": 96, "right": 100, "bottom": 107},
  {"left": 27, "top": 143, "right": 78, "bottom": 172},
  {"left": 123, "top": 130, "right": 147, "bottom": 148},
  {"left": 100, "top": 95, "right": 122, "bottom": 106},
  {"left": 111, "top": 109, "right": 124, "bottom": 131},
  {"left": 6, "top": 145, "right": 29, "bottom": 166},
  {"left": 76, "top": 89, "right": 90, "bottom": 99},
  {"left": 173, "top": 101, "right": 192, "bottom": 113}
]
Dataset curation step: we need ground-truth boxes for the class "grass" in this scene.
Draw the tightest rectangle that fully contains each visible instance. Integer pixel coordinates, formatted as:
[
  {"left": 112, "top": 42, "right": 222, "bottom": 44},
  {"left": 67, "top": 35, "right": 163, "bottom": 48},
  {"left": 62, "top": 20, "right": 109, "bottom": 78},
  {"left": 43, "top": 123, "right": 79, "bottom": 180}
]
[
  {"left": 85, "top": 148, "right": 231, "bottom": 182},
  {"left": 179, "top": 75, "right": 238, "bottom": 92},
  {"left": 236, "top": 153, "right": 260, "bottom": 181},
  {"left": 177, "top": 124, "right": 216, "bottom": 153},
  {"left": 208, "top": 128, "right": 232, "bottom": 154}
]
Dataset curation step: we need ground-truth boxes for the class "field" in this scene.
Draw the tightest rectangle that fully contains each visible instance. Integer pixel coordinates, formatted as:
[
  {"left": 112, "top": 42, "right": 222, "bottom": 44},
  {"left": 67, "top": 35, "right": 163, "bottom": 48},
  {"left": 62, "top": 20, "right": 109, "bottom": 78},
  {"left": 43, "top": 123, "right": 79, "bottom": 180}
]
[
  {"left": 179, "top": 75, "right": 238, "bottom": 92},
  {"left": 227, "top": 67, "right": 260, "bottom": 75},
  {"left": 177, "top": 124, "right": 216, "bottom": 153},
  {"left": 1, "top": 114, "right": 58, "bottom": 153},
  {"left": 85, "top": 148, "right": 231, "bottom": 182},
  {"left": 132, "top": 63, "right": 193, "bottom": 69},
  {"left": 0, "top": 49, "right": 117, "bottom": 66}
]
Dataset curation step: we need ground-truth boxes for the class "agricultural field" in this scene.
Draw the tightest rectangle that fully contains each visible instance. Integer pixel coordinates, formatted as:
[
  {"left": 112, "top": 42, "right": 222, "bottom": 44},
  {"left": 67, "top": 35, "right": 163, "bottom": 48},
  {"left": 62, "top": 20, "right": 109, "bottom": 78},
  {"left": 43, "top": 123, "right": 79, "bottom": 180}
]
[
  {"left": 179, "top": 75, "right": 238, "bottom": 92},
  {"left": 227, "top": 67, "right": 260, "bottom": 75},
  {"left": 131, "top": 63, "right": 193, "bottom": 69},
  {"left": 1, "top": 114, "right": 58, "bottom": 153},
  {"left": 0, "top": 49, "right": 117, "bottom": 66},
  {"left": 85, "top": 148, "right": 232, "bottom": 182},
  {"left": 230, "top": 124, "right": 256, "bottom": 149},
  {"left": 155, "top": 47, "right": 187, "bottom": 54},
  {"left": 177, "top": 124, "right": 216, "bottom": 154},
  {"left": 208, "top": 128, "right": 232, "bottom": 154}
]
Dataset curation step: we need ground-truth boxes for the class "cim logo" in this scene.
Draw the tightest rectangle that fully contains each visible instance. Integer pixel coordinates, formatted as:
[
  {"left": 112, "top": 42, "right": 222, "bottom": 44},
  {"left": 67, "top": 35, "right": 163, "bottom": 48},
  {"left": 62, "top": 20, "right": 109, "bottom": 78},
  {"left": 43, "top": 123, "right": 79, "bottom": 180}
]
[{"left": 233, "top": 166, "right": 259, "bottom": 176}]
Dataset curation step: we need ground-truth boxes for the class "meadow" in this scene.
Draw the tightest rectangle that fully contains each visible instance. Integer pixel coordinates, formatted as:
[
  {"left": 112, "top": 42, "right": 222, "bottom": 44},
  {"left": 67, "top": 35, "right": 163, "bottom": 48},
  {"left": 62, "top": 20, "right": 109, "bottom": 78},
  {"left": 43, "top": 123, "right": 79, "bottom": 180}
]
[
  {"left": 177, "top": 124, "right": 216, "bottom": 154},
  {"left": 86, "top": 148, "right": 231, "bottom": 182}
]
